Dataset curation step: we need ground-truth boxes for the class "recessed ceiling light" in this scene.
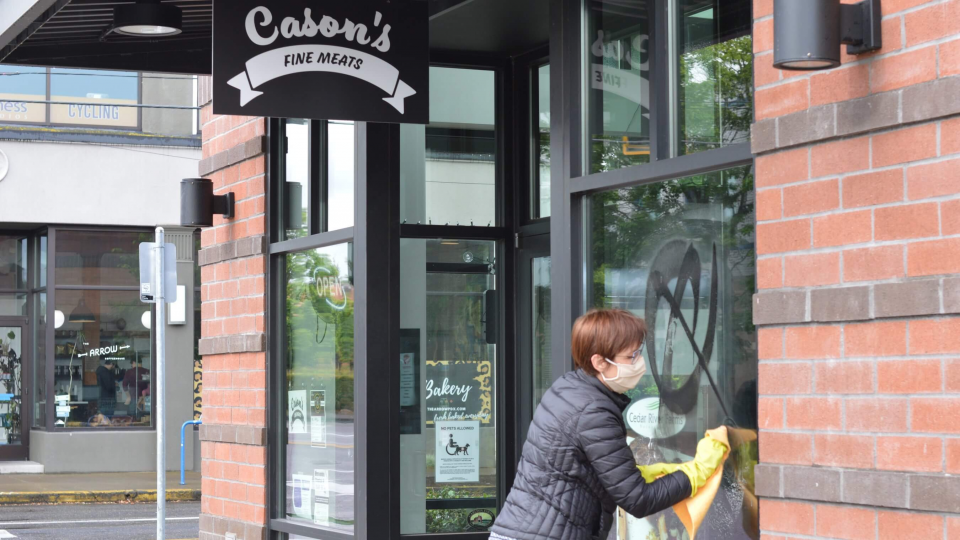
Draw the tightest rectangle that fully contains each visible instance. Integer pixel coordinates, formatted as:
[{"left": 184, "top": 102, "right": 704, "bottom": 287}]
[{"left": 113, "top": 0, "right": 182, "bottom": 37}]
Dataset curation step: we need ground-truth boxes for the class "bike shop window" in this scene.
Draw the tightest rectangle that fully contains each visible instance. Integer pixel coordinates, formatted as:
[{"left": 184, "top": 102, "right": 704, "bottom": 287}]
[
  {"left": 49, "top": 68, "right": 140, "bottom": 129},
  {"left": 585, "top": 0, "right": 751, "bottom": 172},
  {"left": 585, "top": 166, "right": 758, "bottom": 538},
  {"left": 0, "top": 64, "right": 46, "bottom": 124},
  {"left": 53, "top": 230, "right": 154, "bottom": 429}
]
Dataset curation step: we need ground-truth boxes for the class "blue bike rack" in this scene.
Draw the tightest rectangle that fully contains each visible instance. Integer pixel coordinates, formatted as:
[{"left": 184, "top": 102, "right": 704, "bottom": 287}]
[{"left": 181, "top": 418, "right": 202, "bottom": 485}]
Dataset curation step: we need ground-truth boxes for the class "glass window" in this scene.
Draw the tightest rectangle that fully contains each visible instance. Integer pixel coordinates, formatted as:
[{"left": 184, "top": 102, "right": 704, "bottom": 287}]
[
  {"left": 282, "top": 119, "right": 311, "bottom": 240},
  {"left": 55, "top": 230, "right": 150, "bottom": 287},
  {"left": 37, "top": 234, "right": 47, "bottom": 289},
  {"left": 49, "top": 68, "right": 139, "bottom": 128},
  {"left": 283, "top": 243, "right": 354, "bottom": 533},
  {"left": 534, "top": 64, "right": 551, "bottom": 219},
  {"left": 0, "top": 235, "right": 27, "bottom": 291},
  {"left": 401, "top": 68, "right": 497, "bottom": 227},
  {"left": 52, "top": 290, "right": 152, "bottom": 428},
  {"left": 400, "top": 238, "right": 498, "bottom": 534},
  {"left": 0, "top": 294, "right": 26, "bottom": 317},
  {"left": 33, "top": 293, "right": 46, "bottom": 428},
  {"left": 586, "top": 1, "right": 652, "bottom": 174},
  {"left": 531, "top": 256, "right": 551, "bottom": 410},
  {"left": 676, "top": 0, "right": 752, "bottom": 155},
  {"left": 0, "top": 64, "right": 47, "bottom": 124},
  {"left": 327, "top": 121, "right": 355, "bottom": 231},
  {"left": 586, "top": 165, "right": 758, "bottom": 538}
]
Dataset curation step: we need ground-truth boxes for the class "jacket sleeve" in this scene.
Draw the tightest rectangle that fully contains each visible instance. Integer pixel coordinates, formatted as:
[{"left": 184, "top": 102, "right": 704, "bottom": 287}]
[{"left": 576, "top": 399, "right": 692, "bottom": 519}]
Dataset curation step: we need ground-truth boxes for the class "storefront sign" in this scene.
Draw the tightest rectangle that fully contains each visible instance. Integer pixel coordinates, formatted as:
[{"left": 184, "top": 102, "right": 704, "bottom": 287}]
[
  {"left": 425, "top": 360, "right": 493, "bottom": 425},
  {"left": 313, "top": 267, "right": 350, "bottom": 311},
  {"left": 624, "top": 398, "right": 686, "bottom": 439},
  {"left": 436, "top": 421, "right": 479, "bottom": 483},
  {"left": 50, "top": 97, "right": 138, "bottom": 128},
  {"left": 213, "top": 0, "right": 429, "bottom": 123},
  {"left": 0, "top": 94, "right": 45, "bottom": 124}
]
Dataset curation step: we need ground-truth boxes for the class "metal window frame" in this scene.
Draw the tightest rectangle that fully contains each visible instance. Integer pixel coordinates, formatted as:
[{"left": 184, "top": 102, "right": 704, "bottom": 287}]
[
  {"left": 549, "top": 0, "right": 755, "bottom": 379},
  {"left": 397, "top": 56, "right": 519, "bottom": 539},
  {"left": 268, "top": 115, "right": 384, "bottom": 539},
  {"left": 264, "top": 0, "right": 757, "bottom": 535},
  {"left": 268, "top": 55, "right": 522, "bottom": 539}
]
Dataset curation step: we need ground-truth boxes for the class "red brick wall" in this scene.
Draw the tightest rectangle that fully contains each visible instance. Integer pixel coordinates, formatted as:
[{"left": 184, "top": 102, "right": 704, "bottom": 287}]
[
  {"left": 196, "top": 80, "right": 270, "bottom": 540},
  {"left": 753, "top": 0, "right": 960, "bottom": 537}
]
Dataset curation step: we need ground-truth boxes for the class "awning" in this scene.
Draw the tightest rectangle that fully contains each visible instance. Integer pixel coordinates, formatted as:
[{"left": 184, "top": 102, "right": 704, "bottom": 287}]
[
  {"left": 0, "top": 0, "right": 212, "bottom": 74},
  {"left": 0, "top": 0, "right": 543, "bottom": 75}
]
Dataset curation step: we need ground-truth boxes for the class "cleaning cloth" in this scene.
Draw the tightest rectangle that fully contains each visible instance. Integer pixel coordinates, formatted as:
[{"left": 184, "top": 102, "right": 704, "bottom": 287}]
[{"left": 637, "top": 426, "right": 730, "bottom": 539}]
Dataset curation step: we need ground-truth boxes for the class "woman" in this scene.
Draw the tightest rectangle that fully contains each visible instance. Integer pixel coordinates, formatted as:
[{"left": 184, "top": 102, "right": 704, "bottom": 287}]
[{"left": 490, "top": 309, "right": 727, "bottom": 540}]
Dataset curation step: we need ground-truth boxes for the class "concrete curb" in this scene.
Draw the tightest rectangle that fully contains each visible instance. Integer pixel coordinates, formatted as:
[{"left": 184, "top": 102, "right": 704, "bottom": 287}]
[{"left": 0, "top": 488, "right": 201, "bottom": 505}]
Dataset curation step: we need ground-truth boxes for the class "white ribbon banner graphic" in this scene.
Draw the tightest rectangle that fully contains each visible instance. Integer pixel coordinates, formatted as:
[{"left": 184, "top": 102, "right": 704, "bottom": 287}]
[{"left": 227, "top": 44, "right": 417, "bottom": 113}]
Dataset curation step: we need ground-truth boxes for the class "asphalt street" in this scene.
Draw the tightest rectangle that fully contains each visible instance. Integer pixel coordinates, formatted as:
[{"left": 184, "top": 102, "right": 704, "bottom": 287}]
[{"left": 0, "top": 501, "right": 200, "bottom": 539}]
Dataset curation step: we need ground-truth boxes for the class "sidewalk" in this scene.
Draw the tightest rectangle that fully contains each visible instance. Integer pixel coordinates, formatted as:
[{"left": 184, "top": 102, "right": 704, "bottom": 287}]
[{"left": 0, "top": 471, "right": 201, "bottom": 504}]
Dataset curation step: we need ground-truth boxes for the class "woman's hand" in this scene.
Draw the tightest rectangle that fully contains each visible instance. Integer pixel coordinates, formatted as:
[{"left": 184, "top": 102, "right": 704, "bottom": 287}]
[
  {"left": 684, "top": 428, "right": 729, "bottom": 495},
  {"left": 636, "top": 426, "right": 729, "bottom": 497}
]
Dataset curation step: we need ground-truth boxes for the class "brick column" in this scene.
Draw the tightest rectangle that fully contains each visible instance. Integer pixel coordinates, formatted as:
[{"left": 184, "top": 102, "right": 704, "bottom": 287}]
[
  {"left": 752, "top": 0, "right": 960, "bottom": 537},
  {"left": 195, "top": 76, "right": 269, "bottom": 540}
]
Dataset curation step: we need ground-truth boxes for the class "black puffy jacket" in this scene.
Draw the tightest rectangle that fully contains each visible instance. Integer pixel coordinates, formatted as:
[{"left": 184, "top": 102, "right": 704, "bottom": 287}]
[{"left": 491, "top": 370, "right": 691, "bottom": 540}]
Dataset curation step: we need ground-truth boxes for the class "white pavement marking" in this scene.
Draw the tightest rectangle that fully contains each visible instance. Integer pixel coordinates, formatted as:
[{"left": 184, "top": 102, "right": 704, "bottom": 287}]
[
  {"left": 0, "top": 530, "right": 17, "bottom": 538},
  {"left": 0, "top": 517, "right": 198, "bottom": 527}
]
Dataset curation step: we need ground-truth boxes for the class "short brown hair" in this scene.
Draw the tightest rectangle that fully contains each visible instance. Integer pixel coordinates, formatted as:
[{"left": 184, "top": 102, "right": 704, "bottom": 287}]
[{"left": 571, "top": 309, "right": 647, "bottom": 375}]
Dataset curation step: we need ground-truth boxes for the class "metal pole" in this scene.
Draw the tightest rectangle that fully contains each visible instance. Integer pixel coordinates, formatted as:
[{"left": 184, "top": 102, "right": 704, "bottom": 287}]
[{"left": 156, "top": 227, "right": 166, "bottom": 540}]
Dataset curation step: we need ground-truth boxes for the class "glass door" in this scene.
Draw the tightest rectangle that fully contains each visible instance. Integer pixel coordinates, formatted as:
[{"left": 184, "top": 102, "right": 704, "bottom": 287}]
[
  {"left": 0, "top": 322, "right": 29, "bottom": 460},
  {"left": 399, "top": 238, "right": 500, "bottom": 535},
  {"left": 516, "top": 234, "right": 550, "bottom": 445}
]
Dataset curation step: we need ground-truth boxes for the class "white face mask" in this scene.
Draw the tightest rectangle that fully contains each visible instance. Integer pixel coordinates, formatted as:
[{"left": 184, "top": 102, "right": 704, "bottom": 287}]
[{"left": 601, "top": 357, "right": 646, "bottom": 394}]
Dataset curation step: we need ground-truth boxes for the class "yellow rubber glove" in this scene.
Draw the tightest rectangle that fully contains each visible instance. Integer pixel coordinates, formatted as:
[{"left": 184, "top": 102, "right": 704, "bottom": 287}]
[
  {"left": 636, "top": 433, "right": 729, "bottom": 497},
  {"left": 638, "top": 462, "right": 683, "bottom": 483},
  {"left": 679, "top": 434, "right": 728, "bottom": 496}
]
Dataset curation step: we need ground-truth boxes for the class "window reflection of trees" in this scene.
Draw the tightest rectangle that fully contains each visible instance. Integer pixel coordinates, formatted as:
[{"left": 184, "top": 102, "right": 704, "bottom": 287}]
[{"left": 589, "top": 166, "right": 758, "bottom": 540}]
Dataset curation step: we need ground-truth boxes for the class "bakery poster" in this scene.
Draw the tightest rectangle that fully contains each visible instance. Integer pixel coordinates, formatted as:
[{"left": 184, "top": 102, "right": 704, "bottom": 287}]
[
  {"left": 435, "top": 421, "right": 479, "bottom": 483},
  {"left": 425, "top": 360, "right": 493, "bottom": 426}
]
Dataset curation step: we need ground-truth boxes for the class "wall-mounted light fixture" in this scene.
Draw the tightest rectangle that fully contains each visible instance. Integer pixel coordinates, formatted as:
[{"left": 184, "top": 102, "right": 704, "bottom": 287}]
[
  {"left": 180, "top": 178, "right": 235, "bottom": 227},
  {"left": 774, "top": 0, "right": 881, "bottom": 70},
  {"left": 113, "top": 0, "right": 182, "bottom": 37}
]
